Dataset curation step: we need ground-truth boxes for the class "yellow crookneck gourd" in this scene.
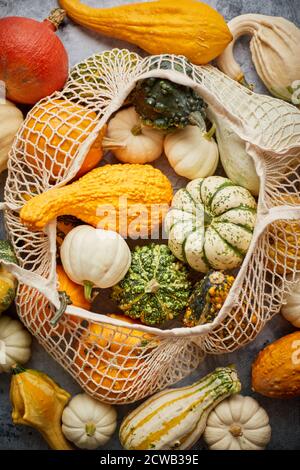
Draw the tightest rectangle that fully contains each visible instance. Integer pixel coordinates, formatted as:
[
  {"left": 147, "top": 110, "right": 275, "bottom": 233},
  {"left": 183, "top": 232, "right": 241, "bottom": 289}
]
[
  {"left": 10, "top": 364, "right": 73, "bottom": 450},
  {"left": 59, "top": 0, "right": 232, "bottom": 65},
  {"left": 20, "top": 164, "right": 173, "bottom": 236}
]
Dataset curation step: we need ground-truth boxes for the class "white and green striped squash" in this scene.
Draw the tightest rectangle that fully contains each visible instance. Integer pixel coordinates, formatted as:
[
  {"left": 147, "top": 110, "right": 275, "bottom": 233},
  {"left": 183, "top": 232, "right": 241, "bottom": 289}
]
[
  {"left": 120, "top": 366, "right": 241, "bottom": 450},
  {"left": 164, "top": 176, "right": 257, "bottom": 272}
]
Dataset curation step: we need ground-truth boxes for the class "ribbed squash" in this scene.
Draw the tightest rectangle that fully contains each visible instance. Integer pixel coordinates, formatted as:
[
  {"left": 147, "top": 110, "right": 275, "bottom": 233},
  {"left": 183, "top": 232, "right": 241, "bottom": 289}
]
[
  {"left": 0, "top": 241, "right": 18, "bottom": 314},
  {"left": 20, "top": 164, "right": 173, "bottom": 236},
  {"left": 120, "top": 366, "right": 241, "bottom": 450},
  {"left": 165, "top": 176, "right": 257, "bottom": 273},
  {"left": 22, "top": 99, "right": 106, "bottom": 179},
  {"left": 75, "top": 314, "right": 157, "bottom": 400},
  {"left": 59, "top": 0, "right": 232, "bottom": 65}
]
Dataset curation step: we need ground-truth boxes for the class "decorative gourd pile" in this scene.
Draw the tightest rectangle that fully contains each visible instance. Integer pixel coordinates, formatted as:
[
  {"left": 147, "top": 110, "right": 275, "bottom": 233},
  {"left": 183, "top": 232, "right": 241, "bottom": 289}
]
[{"left": 5, "top": 48, "right": 300, "bottom": 406}]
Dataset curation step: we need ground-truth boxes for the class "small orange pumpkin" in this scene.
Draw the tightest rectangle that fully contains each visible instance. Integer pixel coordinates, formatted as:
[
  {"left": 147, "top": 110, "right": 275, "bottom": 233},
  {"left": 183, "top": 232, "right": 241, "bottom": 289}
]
[
  {"left": 32, "top": 266, "right": 91, "bottom": 336},
  {"left": 267, "top": 195, "right": 300, "bottom": 274},
  {"left": 22, "top": 98, "right": 106, "bottom": 179},
  {"left": 75, "top": 314, "right": 157, "bottom": 399}
]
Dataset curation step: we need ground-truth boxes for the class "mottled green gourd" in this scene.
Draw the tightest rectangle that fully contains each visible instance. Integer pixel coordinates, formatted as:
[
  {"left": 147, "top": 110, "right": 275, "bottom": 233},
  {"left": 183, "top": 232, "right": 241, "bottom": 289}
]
[
  {"left": 112, "top": 244, "right": 192, "bottom": 326},
  {"left": 130, "top": 78, "right": 206, "bottom": 131},
  {"left": 184, "top": 271, "right": 235, "bottom": 327},
  {"left": 0, "top": 240, "right": 18, "bottom": 314}
]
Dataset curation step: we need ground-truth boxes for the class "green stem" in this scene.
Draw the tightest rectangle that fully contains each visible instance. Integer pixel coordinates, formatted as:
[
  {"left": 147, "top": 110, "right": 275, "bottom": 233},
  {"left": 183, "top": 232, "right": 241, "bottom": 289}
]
[
  {"left": 11, "top": 364, "right": 26, "bottom": 375},
  {"left": 50, "top": 291, "right": 72, "bottom": 327},
  {"left": 204, "top": 123, "right": 216, "bottom": 141},
  {"left": 85, "top": 422, "right": 96, "bottom": 437},
  {"left": 145, "top": 279, "right": 160, "bottom": 294},
  {"left": 131, "top": 124, "right": 142, "bottom": 136},
  {"left": 84, "top": 281, "right": 94, "bottom": 301},
  {"left": 188, "top": 111, "right": 206, "bottom": 131}
]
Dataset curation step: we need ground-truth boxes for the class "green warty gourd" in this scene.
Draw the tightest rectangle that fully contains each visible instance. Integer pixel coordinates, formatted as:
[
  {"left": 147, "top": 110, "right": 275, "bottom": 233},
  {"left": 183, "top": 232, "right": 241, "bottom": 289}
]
[{"left": 112, "top": 244, "right": 192, "bottom": 326}]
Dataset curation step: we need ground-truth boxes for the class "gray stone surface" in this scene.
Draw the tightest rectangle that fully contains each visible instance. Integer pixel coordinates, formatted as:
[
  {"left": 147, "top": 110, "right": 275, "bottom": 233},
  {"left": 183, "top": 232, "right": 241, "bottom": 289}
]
[{"left": 0, "top": 0, "right": 300, "bottom": 451}]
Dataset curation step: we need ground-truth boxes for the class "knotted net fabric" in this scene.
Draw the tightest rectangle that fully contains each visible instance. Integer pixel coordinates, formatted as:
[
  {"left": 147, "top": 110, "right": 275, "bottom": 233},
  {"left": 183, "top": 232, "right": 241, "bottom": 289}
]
[{"left": 4, "top": 50, "right": 300, "bottom": 403}]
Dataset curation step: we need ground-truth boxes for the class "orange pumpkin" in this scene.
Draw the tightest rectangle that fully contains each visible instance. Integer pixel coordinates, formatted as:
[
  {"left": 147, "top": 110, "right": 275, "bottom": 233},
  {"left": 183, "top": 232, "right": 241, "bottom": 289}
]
[
  {"left": 22, "top": 98, "right": 106, "bottom": 179},
  {"left": 32, "top": 266, "right": 91, "bottom": 336},
  {"left": 75, "top": 314, "right": 157, "bottom": 399},
  {"left": 267, "top": 195, "right": 300, "bottom": 274}
]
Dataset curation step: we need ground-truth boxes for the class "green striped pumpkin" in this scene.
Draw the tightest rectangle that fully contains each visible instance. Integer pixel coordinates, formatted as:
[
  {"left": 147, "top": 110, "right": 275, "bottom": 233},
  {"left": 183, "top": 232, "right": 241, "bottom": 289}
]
[
  {"left": 164, "top": 176, "right": 257, "bottom": 272},
  {"left": 120, "top": 366, "right": 241, "bottom": 450}
]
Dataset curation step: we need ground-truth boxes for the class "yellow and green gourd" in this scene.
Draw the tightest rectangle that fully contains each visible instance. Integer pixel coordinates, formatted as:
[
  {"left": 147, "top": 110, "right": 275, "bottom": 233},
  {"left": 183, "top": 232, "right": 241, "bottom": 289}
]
[
  {"left": 184, "top": 270, "right": 235, "bottom": 327},
  {"left": 0, "top": 240, "right": 17, "bottom": 314},
  {"left": 120, "top": 366, "right": 241, "bottom": 450}
]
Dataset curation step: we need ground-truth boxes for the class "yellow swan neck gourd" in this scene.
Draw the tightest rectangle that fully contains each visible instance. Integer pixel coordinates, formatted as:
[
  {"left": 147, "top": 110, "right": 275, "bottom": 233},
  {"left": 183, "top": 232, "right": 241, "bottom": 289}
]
[
  {"left": 20, "top": 164, "right": 173, "bottom": 236},
  {"left": 10, "top": 364, "right": 73, "bottom": 450},
  {"left": 59, "top": 0, "right": 232, "bottom": 64}
]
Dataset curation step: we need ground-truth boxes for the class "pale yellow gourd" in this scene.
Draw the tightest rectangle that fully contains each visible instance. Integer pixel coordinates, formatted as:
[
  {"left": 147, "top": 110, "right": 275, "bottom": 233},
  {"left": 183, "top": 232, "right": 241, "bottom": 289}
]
[
  {"left": 62, "top": 393, "right": 117, "bottom": 449},
  {"left": 204, "top": 395, "right": 271, "bottom": 450},
  {"left": 164, "top": 124, "right": 219, "bottom": 179},
  {"left": 0, "top": 100, "right": 23, "bottom": 173},
  {"left": 0, "top": 316, "right": 32, "bottom": 373},
  {"left": 217, "top": 14, "right": 300, "bottom": 104},
  {"left": 103, "top": 107, "right": 164, "bottom": 164},
  {"left": 281, "top": 277, "right": 300, "bottom": 327}
]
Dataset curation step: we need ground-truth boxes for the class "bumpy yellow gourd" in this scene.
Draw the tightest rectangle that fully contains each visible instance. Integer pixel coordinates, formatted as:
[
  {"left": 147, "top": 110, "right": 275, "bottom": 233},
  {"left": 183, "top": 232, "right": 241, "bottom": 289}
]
[
  {"left": 20, "top": 164, "right": 173, "bottom": 236},
  {"left": 59, "top": 0, "right": 232, "bottom": 65},
  {"left": 10, "top": 365, "right": 73, "bottom": 450}
]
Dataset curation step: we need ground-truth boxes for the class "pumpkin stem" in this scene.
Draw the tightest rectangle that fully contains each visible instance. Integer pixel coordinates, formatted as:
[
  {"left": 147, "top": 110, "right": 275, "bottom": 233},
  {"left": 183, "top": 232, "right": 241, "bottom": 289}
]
[
  {"left": 239, "top": 77, "right": 255, "bottom": 91},
  {"left": 188, "top": 112, "right": 206, "bottom": 131},
  {"left": 11, "top": 364, "right": 26, "bottom": 375},
  {"left": 131, "top": 124, "right": 142, "bottom": 136},
  {"left": 229, "top": 424, "right": 243, "bottom": 437},
  {"left": 50, "top": 291, "right": 72, "bottom": 327},
  {"left": 145, "top": 278, "right": 160, "bottom": 294},
  {"left": 45, "top": 8, "right": 66, "bottom": 31},
  {"left": 84, "top": 281, "right": 94, "bottom": 301},
  {"left": 85, "top": 422, "right": 96, "bottom": 437},
  {"left": 102, "top": 137, "right": 127, "bottom": 150},
  {"left": 204, "top": 123, "right": 216, "bottom": 141}
]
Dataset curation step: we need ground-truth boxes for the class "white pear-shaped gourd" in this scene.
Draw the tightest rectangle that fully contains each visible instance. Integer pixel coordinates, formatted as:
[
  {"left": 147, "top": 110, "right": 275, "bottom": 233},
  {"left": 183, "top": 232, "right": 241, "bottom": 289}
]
[
  {"left": 60, "top": 225, "right": 131, "bottom": 300},
  {"left": 204, "top": 395, "right": 271, "bottom": 450},
  {"left": 0, "top": 316, "right": 32, "bottom": 372},
  {"left": 217, "top": 14, "right": 300, "bottom": 103},
  {"left": 207, "top": 110, "right": 260, "bottom": 196},
  {"left": 102, "top": 107, "right": 164, "bottom": 163},
  {"left": 281, "top": 279, "right": 300, "bottom": 327},
  {"left": 0, "top": 100, "right": 23, "bottom": 173},
  {"left": 164, "top": 124, "right": 219, "bottom": 179},
  {"left": 62, "top": 393, "right": 117, "bottom": 449}
]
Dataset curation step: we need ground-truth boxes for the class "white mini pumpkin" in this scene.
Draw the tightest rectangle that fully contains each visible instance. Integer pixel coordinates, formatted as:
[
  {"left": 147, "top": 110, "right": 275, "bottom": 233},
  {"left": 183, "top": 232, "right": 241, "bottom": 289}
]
[
  {"left": 0, "top": 316, "right": 32, "bottom": 372},
  {"left": 61, "top": 225, "right": 131, "bottom": 300},
  {"left": 62, "top": 393, "right": 117, "bottom": 449},
  {"left": 164, "top": 124, "right": 219, "bottom": 179},
  {"left": 164, "top": 176, "right": 257, "bottom": 272},
  {"left": 0, "top": 100, "right": 23, "bottom": 174},
  {"left": 204, "top": 394, "right": 271, "bottom": 450},
  {"left": 281, "top": 278, "right": 300, "bottom": 327},
  {"left": 102, "top": 107, "right": 164, "bottom": 163}
]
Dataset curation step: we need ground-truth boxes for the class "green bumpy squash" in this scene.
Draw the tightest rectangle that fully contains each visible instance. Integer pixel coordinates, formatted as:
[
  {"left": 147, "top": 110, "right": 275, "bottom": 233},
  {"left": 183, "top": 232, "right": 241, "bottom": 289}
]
[
  {"left": 0, "top": 240, "right": 17, "bottom": 314},
  {"left": 130, "top": 77, "right": 206, "bottom": 131},
  {"left": 112, "top": 244, "right": 192, "bottom": 326}
]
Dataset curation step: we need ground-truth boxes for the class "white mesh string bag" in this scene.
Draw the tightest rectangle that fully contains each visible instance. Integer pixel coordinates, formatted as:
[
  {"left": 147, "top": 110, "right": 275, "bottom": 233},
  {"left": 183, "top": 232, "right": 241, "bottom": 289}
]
[{"left": 3, "top": 49, "right": 300, "bottom": 404}]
